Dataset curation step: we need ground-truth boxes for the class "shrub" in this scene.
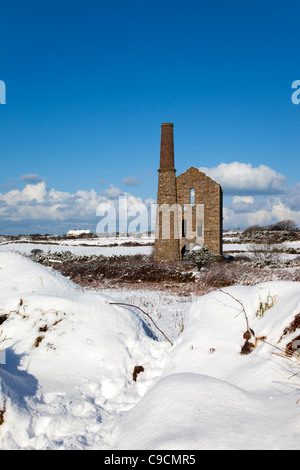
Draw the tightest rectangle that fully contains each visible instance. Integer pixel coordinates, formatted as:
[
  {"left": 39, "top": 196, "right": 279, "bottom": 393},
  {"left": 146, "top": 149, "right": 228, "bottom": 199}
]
[
  {"left": 183, "top": 246, "right": 219, "bottom": 269},
  {"left": 55, "top": 254, "right": 195, "bottom": 284},
  {"left": 269, "top": 219, "right": 298, "bottom": 231},
  {"left": 201, "top": 263, "right": 236, "bottom": 288},
  {"left": 30, "top": 248, "right": 44, "bottom": 257},
  {"left": 242, "top": 225, "right": 261, "bottom": 236},
  {"left": 250, "top": 243, "right": 283, "bottom": 268}
]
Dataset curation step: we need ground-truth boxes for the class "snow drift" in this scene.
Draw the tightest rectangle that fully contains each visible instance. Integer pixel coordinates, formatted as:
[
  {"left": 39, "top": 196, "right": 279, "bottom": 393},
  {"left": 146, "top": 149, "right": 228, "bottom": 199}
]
[
  {"left": 0, "top": 252, "right": 300, "bottom": 449},
  {"left": 113, "top": 282, "right": 300, "bottom": 449},
  {"left": 0, "top": 252, "right": 168, "bottom": 449}
]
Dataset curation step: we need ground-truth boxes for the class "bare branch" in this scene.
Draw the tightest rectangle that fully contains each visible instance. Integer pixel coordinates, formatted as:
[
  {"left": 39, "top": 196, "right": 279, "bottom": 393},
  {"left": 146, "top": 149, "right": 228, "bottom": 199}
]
[
  {"left": 109, "top": 302, "right": 173, "bottom": 346},
  {"left": 218, "top": 289, "right": 250, "bottom": 331}
]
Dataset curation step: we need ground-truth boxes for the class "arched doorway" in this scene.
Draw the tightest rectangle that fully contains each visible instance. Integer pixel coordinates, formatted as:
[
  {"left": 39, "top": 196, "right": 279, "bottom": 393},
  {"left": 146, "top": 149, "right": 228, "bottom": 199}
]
[{"left": 181, "top": 241, "right": 202, "bottom": 258}]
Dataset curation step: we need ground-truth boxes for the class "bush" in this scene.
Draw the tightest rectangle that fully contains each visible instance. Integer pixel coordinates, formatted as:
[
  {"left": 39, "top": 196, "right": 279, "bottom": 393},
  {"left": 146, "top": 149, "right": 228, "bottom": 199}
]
[
  {"left": 250, "top": 243, "right": 283, "bottom": 268},
  {"left": 269, "top": 219, "right": 298, "bottom": 231},
  {"left": 183, "top": 246, "right": 219, "bottom": 269},
  {"left": 201, "top": 263, "right": 236, "bottom": 288},
  {"left": 242, "top": 225, "right": 261, "bottom": 236},
  {"left": 30, "top": 249, "right": 44, "bottom": 257},
  {"left": 52, "top": 254, "right": 195, "bottom": 285}
]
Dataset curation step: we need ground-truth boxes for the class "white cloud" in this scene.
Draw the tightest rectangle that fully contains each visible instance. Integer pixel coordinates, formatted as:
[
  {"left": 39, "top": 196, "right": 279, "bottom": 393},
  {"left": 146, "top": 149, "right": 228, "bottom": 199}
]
[
  {"left": 122, "top": 176, "right": 143, "bottom": 186},
  {"left": 232, "top": 196, "right": 254, "bottom": 204},
  {"left": 0, "top": 182, "right": 152, "bottom": 235},
  {"left": 0, "top": 182, "right": 16, "bottom": 190},
  {"left": 0, "top": 182, "right": 47, "bottom": 207},
  {"left": 224, "top": 194, "right": 300, "bottom": 229},
  {"left": 282, "top": 182, "right": 300, "bottom": 210},
  {"left": 201, "top": 163, "right": 300, "bottom": 228},
  {"left": 19, "top": 173, "right": 46, "bottom": 184},
  {"left": 1, "top": 174, "right": 299, "bottom": 233},
  {"left": 0, "top": 182, "right": 100, "bottom": 222},
  {"left": 0, "top": 183, "right": 100, "bottom": 222},
  {"left": 101, "top": 184, "right": 123, "bottom": 198},
  {"left": 223, "top": 206, "right": 274, "bottom": 229},
  {"left": 271, "top": 199, "right": 300, "bottom": 224},
  {"left": 229, "top": 195, "right": 259, "bottom": 215},
  {"left": 199, "top": 162, "right": 286, "bottom": 195}
]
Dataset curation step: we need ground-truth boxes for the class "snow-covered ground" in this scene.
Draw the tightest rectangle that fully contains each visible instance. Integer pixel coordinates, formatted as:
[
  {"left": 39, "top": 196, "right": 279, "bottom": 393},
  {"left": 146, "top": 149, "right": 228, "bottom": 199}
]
[
  {"left": 1, "top": 251, "right": 300, "bottom": 449},
  {"left": 61, "top": 235, "right": 155, "bottom": 246},
  {"left": 1, "top": 236, "right": 299, "bottom": 258},
  {"left": 0, "top": 234, "right": 154, "bottom": 247},
  {"left": 0, "top": 242, "right": 153, "bottom": 258}
]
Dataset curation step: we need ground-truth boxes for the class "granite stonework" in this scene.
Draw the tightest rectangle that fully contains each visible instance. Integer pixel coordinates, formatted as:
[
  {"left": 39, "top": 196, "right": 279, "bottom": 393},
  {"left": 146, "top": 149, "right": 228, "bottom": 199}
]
[{"left": 154, "top": 123, "right": 223, "bottom": 262}]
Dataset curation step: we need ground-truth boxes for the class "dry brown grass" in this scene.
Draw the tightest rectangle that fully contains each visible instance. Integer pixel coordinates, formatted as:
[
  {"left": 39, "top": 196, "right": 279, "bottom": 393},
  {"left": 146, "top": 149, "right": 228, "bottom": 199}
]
[
  {"left": 54, "top": 254, "right": 195, "bottom": 286},
  {"left": 35, "top": 253, "right": 300, "bottom": 297}
]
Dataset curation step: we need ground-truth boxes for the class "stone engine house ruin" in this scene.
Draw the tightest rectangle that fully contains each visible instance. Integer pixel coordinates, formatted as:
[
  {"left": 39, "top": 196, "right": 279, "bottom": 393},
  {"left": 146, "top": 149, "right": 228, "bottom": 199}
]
[{"left": 154, "top": 123, "right": 223, "bottom": 262}]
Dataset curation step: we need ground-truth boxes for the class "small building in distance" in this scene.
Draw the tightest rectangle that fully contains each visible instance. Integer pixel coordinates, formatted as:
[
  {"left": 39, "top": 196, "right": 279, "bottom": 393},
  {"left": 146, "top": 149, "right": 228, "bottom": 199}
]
[
  {"left": 67, "top": 229, "right": 93, "bottom": 238},
  {"left": 154, "top": 123, "right": 223, "bottom": 262}
]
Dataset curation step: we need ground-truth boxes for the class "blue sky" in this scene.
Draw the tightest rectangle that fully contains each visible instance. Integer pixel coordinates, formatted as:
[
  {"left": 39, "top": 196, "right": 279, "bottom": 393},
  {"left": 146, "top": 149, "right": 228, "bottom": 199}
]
[{"left": 0, "top": 0, "right": 300, "bottom": 234}]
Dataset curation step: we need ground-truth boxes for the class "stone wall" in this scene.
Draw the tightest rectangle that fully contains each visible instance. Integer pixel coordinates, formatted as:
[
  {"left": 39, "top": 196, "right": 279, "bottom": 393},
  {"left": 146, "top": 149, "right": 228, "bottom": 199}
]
[{"left": 176, "top": 167, "right": 223, "bottom": 256}]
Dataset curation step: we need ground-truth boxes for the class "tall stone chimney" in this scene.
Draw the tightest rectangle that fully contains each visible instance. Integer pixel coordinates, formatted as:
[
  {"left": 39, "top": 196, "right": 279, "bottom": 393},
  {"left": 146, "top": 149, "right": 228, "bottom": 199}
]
[
  {"left": 159, "top": 122, "right": 175, "bottom": 169},
  {"left": 154, "top": 123, "right": 180, "bottom": 261}
]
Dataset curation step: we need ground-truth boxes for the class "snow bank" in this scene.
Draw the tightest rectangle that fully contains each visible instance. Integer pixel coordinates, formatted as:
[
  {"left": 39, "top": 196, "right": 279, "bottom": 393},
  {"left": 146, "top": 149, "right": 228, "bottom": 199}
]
[
  {"left": 113, "top": 283, "right": 300, "bottom": 450},
  {"left": 0, "top": 252, "right": 168, "bottom": 449},
  {"left": 113, "top": 372, "right": 299, "bottom": 450},
  {"left": 1, "top": 252, "right": 300, "bottom": 449}
]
